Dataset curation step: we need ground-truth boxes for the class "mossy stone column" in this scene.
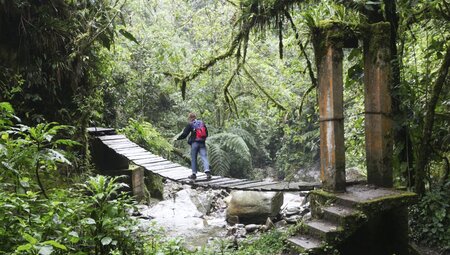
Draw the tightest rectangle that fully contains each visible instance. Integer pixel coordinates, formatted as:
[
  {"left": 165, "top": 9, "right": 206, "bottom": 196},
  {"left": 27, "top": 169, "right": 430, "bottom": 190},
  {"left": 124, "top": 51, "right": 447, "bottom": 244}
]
[
  {"left": 313, "top": 23, "right": 346, "bottom": 192},
  {"left": 363, "top": 22, "right": 393, "bottom": 187}
]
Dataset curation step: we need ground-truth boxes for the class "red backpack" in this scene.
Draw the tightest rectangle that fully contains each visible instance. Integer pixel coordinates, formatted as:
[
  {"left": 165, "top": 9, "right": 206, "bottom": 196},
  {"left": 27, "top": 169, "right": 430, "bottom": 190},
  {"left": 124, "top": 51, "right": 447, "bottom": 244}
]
[{"left": 192, "top": 120, "right": 207, "bottom": 141}]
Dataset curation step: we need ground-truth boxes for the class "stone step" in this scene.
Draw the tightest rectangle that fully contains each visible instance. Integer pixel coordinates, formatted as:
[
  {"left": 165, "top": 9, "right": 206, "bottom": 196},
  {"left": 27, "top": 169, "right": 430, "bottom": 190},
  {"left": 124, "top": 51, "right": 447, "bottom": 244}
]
[
  {"left": 327, "top": 195, "right": 358, "bottom": 208},
  {"left": 322, "top": 205, "right": 358, "bottom": 224},
  {"left": 332, "top": 185, "right": 416, "bottom": 209},
  {"left": 305, "top": 219, "right": 341, "bottom": 241},
  {"left": 286, "top": 235, "right": 322, "bottom": 253}
]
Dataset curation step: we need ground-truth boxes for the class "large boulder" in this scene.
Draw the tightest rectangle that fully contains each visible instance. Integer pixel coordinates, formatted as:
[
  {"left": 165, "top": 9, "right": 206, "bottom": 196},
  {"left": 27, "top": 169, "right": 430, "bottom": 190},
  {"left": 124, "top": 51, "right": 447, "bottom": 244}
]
[{"left": 226, "top": 191, "right": 283, "bottom": 224}]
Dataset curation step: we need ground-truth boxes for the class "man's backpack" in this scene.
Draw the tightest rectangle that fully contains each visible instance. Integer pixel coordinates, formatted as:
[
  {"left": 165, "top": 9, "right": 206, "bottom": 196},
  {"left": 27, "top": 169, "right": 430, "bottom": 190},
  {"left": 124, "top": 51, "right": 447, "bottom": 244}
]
[{"left": 192, "top": 120, "right": 207, "bottom": 141}]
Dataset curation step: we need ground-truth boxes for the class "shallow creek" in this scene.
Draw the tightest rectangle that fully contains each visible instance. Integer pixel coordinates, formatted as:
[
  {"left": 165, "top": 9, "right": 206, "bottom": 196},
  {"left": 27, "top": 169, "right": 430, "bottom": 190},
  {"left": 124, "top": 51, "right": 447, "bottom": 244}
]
[{"left": 136, "top": 181, "right": 306, "bottom": 248}]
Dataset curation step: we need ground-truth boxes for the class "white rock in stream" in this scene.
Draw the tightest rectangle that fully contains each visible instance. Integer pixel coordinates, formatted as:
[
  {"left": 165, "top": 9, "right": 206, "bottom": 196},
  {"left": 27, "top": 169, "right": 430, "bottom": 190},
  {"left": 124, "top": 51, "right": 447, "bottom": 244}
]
[{"left": 138, "top": 186, "right": 228, "bottom": 247}]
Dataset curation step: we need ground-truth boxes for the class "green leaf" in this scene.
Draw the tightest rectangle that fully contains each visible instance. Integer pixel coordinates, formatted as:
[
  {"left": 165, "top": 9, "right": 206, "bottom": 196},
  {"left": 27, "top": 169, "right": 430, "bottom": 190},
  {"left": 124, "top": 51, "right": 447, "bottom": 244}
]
[
  {"left": 101, "top": 236, "right": 113, "bottom": 246},
  {"left": 23, "top": 233, "right": 38, "bottom": 245},
  {"left": 119, "top": 29, "right": 139, "bottom": 44},
  {"left": 19, "top": 177, "right": 30, "bottom": 188},
  {"left": 46, "top": 149, "right": 71, "bottom": 165},
  {"left": 42, "top": 240, "right": 67, "bottom": 250},
  {"left": 15, "top": 243, "right": 33, "bottom": 252},
  {"left": 54, "top": 139, "right": 81, "bottom": 147},
  {"left": 68, "top": 231, "right": 80, "bottom": 244},
  {"left": 0, "top": 102, "right": 14, "bottom": 113}
]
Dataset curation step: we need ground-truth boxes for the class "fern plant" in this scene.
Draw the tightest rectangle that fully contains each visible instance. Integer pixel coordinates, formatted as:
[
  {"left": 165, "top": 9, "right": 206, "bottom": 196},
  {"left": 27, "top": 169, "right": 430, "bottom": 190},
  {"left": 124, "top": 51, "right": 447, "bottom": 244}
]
[
  {"left": 206, "top": 129, "right": 253, "bottom": 178},
  {"left": 119, "top": 118, "right": 173, "bottom": 157}
]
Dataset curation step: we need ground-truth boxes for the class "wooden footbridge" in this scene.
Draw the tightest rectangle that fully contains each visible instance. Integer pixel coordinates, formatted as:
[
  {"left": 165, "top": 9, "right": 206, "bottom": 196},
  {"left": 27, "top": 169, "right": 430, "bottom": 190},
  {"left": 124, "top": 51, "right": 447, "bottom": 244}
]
[{"left": 88, "top": 127, "right": 322, "bottom": 192}]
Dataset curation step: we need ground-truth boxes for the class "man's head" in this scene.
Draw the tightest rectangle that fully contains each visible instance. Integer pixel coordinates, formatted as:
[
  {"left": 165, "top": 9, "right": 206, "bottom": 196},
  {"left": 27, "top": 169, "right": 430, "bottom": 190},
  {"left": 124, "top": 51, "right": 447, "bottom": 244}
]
[{"left": 188, "top": 112, "right": 196, "bottom": 122}]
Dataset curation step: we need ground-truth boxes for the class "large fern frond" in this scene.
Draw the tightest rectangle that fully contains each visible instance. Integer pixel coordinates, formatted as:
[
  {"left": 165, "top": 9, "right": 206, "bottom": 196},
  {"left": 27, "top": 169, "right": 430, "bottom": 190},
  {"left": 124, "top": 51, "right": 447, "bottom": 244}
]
[
  {"left": 228, "top": 127, "right": 257, "bottom": 149},
  {"left": 208, "top": 133, "right": 251, "bottom": 161},
  {"left": 206, "top": 142, "right": 231, "bottom": 177}
]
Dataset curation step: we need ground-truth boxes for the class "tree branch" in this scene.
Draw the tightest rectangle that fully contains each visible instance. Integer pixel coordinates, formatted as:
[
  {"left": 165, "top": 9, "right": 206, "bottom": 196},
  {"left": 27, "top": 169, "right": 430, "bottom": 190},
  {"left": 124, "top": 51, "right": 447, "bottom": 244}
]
[
  {"left": 415, "top": 44, "right": 450, "bottom": 195},
  {"left": 223, "top": 64, "right": 241, "bottom": 116},
  {"left": 284, "top": 10, "right": 317, "bottom": 88},
  {"left": 242, "top": 65, "right": 286, "bottom": 111},
  {"left": 163, "top": 24, "right": 251, "bottom": 99}
]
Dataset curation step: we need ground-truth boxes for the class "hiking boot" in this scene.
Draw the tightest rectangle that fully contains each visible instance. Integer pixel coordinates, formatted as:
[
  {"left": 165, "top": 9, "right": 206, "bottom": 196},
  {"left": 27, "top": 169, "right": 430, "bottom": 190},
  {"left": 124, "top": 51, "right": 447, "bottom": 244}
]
[
  {"left": 205, "top": 172, "right": 212, "bottom": 180},
  {"left": 188, "top": 174, "right": 196, "bottom": 180}
]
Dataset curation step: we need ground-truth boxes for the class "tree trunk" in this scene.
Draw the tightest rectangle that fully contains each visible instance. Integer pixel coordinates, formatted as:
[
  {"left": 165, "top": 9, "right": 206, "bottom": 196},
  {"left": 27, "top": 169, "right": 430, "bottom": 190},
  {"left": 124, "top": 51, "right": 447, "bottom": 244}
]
[
  {"left": 384, "top": 0, "right": 415, "bottom": 188},
  {"left": 415, "top": 45, "right": 450, "bottom": 195}
]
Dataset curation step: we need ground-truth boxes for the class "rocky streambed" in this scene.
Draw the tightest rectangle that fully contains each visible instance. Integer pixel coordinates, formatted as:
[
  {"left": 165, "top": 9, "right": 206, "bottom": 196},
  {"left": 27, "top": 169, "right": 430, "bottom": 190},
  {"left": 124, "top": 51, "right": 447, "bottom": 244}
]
[{"left": 133, "top": 180, "right": 311, "bottom": 249}]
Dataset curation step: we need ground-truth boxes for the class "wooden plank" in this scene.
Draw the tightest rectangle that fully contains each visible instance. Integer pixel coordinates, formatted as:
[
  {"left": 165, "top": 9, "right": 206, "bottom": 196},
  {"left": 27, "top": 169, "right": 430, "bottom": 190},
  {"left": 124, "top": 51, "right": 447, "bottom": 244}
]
[
  {"left": 145, "top": 163, "right": 183, "bottom": 171},
  {"left": 163, "top": 171, "right": 209, "bottom": 181},
  {"left": 105, "top": 143, "right": 137, "bottom": 150},
  {"left": 145, "top": 170, "right": 188, "bottom": 180},
  {"left": 103, "top": 141, "right": 135, "bottom": 147},
  {"left": 126, "top": 151, "right": 156, "bottom": 157},
  {"left": 128, "top": 154, "right": 159, "bottom": 161},
  {"left": 100, "top": 139, "right": 129, "bottom": 145},
  {"left": 133, "top": 157, "right": 167, "bottom": 165},
  {"left": 157, "top": 170, "right": 190, "bottom": 179},
  {"left": 163, "top": 171, "right": 194, "bottom": 180},
  {"left": 98, "top": 135, "right": 127, "bottom": 141},
  {"left": 87, "top": 127, "right": 115, "bottom": 133},
  {"left": 221, "top": 180, "right": 263, "bottom": 188},
  {"left": 153, "top": 167, "right": 189, "bottom": 176},
  {"left": 200, "top": 177, "right": 235, "bottom": 185},
  {"left": 115, "top": 148, "right": 147, "bottom": 154},
  {"left": 168, "top": 173, "right": 221, "bottom": 183},
  {"left": 144, "top": 163, "right": 180, "bottom": 171},
  {"left": 193, "top": 176, "right": 221, "bottom": 183},
  {"left": 208, "top": 179, "right": 249, "bottom": 187},
  {"left": 141, "top": 160, "right": 177, "bottom": 168},
  {"left": 144, "top": 166, "right": 187, "bottom": 174},
  {"left": 243, "top": 183, "right": 287, "bottom": 191},
  {"left": 102, "top": 139, "right": 133, "bottom": 145},
  {"left": 247, "top": 182, "right": 318, "bottom": 191},
  {"left": 158, "top": 169, "right": 193, "bottom": 180},
  {"left": 107, "top": 143, "right": 140, "bottom": 149},
  {"left": 228, "top": 181, "right": 277, "bottom": 190}
]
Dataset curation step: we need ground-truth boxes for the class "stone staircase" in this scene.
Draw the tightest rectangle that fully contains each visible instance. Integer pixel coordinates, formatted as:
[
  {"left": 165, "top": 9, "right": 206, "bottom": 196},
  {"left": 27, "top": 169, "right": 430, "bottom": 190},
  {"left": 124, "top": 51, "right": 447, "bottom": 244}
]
[
  {"left": 287, "top": 185, "right": 417, "bottom": 255},
  {"left": 288, "top": 199, "right": 366, "bottom": 254}
]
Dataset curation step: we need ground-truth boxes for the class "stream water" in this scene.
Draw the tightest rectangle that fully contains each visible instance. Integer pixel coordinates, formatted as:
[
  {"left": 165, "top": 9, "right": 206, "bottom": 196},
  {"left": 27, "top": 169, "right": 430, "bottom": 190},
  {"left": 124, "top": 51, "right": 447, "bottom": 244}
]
[{"left": 135, "top": 181, "right": 307, "bottom": 249}]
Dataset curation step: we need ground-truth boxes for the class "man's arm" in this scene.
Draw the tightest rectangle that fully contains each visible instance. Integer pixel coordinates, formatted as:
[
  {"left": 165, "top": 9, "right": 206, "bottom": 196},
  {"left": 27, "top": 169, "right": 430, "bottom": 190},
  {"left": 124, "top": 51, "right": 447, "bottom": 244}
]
[{"left": 177, "top": 124, "right": 192, "bottom": 140}]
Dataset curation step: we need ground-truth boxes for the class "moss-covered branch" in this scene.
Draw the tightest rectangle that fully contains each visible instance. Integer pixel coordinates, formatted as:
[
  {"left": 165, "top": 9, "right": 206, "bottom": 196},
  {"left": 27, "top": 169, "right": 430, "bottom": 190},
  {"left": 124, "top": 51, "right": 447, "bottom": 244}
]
[
  {"left": 164, "top": 24, "right": 251, "bottom": 99},
  {"left": 223, "top": 64, "right": 241, "bottom": 116},
  {"left": 284, "top": 10, "right": 317, "bottom": 88},
  {"left": 242, "top": 65, "right": 286, "bottom": 111},
  {"left": 165, "top": 0, "right": 310, "bottom": 99}
]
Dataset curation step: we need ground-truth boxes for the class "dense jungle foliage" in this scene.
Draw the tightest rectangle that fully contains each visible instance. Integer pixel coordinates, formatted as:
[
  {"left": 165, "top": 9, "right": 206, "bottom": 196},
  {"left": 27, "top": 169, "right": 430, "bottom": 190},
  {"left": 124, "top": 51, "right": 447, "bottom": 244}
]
[{"left": 1, "top": 0, "right": 449, "bottom": 254}]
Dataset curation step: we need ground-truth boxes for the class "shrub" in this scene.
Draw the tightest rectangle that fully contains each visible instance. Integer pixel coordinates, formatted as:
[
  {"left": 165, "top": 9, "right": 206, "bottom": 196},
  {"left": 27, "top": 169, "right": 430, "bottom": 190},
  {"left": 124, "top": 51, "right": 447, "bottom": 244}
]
[
  {"left": 0, "top": 176, "right": 146, "bottom": 255},
  {"left": 409, "top": 181, "right": 450, "bottom": 253}
]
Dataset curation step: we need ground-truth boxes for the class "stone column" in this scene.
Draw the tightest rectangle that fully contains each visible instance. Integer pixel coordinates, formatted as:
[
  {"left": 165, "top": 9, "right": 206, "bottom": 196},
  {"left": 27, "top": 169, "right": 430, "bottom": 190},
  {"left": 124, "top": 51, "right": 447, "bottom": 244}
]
[
  {"left": 313, "top": 25, "right": 346, "bottom": 192},
  {"left": 363, "top": 23, "right": 393, "bottom": 188}
]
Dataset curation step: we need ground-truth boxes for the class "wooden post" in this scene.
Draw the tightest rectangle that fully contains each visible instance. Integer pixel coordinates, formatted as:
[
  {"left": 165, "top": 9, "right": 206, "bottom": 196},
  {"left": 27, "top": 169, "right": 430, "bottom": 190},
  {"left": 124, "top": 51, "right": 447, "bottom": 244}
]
[
  {"left": 363, "top": 23, "right": 393, "bottom": 187},
  {"left": 132, "top": 165, "right": 146, "bottom": 202},
  {"left": 313, "top": 25, "right": 346, "bottom": 192}
]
